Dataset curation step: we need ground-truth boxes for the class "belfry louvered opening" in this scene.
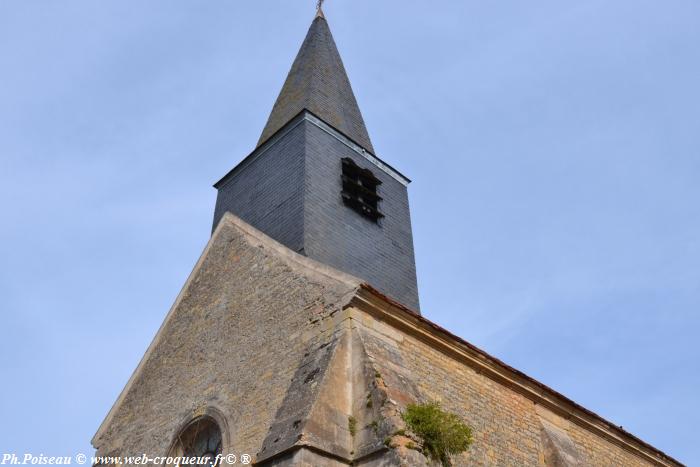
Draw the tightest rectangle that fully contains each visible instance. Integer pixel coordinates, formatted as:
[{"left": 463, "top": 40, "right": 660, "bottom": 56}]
[{"left": 341, "top": 157, "right": 384, "bottom": 222}]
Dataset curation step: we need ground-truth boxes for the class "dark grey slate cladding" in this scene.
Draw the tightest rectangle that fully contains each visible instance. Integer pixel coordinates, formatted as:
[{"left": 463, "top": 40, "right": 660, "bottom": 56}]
[
  {"left": 212, "top": 115, "right": 419, "bottom": 312},
  {"left": 303, "top": 122, "right": 420, "bottom": 311},
  {"left": 212, "top": 122, "right": 305, "bottom": 253},
  {"left": 257, "top": 15, "right": 374, "bottom": 154}
]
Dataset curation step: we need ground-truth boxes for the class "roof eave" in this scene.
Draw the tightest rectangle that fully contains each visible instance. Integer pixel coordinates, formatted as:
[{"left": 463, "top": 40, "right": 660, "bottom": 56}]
[
  {"left": 349, "top": 284, "right": 684, "bottom": 467},
  {"left": 213, "top": 109, "right": 411, "bottom": 190}
]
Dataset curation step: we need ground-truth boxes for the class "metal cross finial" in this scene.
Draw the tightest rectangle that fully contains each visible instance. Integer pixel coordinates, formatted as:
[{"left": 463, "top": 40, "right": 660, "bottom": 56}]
[{"left": 315, "top": 0, "right": 325, "bottom": 18}]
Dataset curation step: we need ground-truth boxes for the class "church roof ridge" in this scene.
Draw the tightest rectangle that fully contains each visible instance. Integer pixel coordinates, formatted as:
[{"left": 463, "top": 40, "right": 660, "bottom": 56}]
[{"left": 257, "top": 12, "right": 375, "bottom": 153}]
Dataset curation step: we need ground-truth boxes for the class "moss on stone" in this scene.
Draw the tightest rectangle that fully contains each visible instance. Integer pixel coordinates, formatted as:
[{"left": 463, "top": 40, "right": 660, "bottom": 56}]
[{"left": 348, "top": 416, "right": 357, "bottom": 437}]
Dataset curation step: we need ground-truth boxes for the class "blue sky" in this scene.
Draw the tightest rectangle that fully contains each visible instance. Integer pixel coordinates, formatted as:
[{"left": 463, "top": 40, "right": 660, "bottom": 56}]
[{"left": 1, "top": 0, "right": 698, "bottom": 463}]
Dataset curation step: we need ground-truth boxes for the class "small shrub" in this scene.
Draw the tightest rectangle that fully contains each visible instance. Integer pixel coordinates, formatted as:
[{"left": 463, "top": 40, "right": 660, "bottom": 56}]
[{"left": 402, "top": 402, "right": 472, "bottom": 467}]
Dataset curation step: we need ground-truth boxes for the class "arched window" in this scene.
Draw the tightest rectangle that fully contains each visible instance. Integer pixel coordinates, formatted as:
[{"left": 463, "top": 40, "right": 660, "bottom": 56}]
[{"left": 171, "top": 417, "right": 222, "bottom": 467}]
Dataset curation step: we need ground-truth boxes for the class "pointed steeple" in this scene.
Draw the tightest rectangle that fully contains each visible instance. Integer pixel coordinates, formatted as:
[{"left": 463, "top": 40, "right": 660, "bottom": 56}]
[
  {"left": 214, "top": 10, "right": 419, "bottom": 311},
  {"left": 257, "top": 13, "right": 375, "bottom": 154}
]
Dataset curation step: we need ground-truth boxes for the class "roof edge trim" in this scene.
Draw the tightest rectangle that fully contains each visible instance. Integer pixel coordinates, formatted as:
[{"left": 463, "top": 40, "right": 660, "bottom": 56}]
[{"left": 214, "top": 110, "right": 410, "bottom": 191}]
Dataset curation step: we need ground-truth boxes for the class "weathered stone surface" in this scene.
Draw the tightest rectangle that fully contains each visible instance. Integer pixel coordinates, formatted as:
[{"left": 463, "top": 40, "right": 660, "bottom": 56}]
[
  {"left": 539, "top": 417, "right": 582, "bottom": 466},
  {"left": 93, "top": 213, "right": 681, "bottom": 467},
  {"left": 92, "top": 212, "right": 361, "bottom": 461}
]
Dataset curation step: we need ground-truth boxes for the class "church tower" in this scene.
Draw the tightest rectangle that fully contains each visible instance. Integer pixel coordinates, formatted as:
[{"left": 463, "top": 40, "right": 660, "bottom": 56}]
[
  {"left": 212, "top": 10, "right": 420, "bottom": 311},
  {"left": 93, "top": 8, "right": 681, "bottom": 467}
]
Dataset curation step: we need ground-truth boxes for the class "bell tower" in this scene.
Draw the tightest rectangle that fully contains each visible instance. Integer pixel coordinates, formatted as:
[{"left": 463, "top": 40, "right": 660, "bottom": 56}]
[
  {"left": 94, "top": 7, "right": 683, "bottom": 467},
  {"left": 212, "top": 10, "right": 420, "bottom": 311}
]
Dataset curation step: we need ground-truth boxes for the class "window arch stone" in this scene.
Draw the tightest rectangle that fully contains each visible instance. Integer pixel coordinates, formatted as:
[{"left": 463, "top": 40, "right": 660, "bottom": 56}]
[{"left": 169, "top": 416, "right": 223, "bottom": 467}]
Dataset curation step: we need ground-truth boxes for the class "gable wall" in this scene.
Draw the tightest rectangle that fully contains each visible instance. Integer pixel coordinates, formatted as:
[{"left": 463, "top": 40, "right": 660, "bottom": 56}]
[
  {"left": 93, "top": 215, "right": 677, "bottom": 467},
  {"left": 93, "top": 216, "right": 359, "bottom": 460}
]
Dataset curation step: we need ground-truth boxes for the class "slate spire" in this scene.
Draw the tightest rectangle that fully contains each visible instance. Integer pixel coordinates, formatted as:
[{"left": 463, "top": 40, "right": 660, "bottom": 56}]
[{"left": 257, "top": 12, "right": 375, "bottom": 153}]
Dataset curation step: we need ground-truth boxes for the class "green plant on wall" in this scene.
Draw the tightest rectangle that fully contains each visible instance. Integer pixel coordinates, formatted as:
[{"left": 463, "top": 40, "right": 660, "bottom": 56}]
[
  {"left": 402, "top": 402, "right": 473, "bottom": 467},
  {"left": 348, "top": 416, "right": 357, "bottom": 437}
]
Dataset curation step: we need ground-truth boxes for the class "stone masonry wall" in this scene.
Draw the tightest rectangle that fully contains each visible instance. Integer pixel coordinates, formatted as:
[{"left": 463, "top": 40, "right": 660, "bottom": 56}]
[
  {"left": 94, "top": 214, "right": 676, "bottom": 466},
  {"left": 92, "top": 213, "right": 361, "bottom": 460},
  {"left": 352, "top": 308, "right": 668, "bottom": 466}
]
